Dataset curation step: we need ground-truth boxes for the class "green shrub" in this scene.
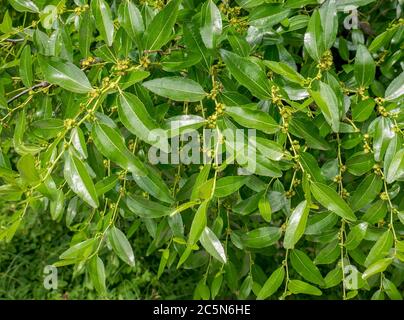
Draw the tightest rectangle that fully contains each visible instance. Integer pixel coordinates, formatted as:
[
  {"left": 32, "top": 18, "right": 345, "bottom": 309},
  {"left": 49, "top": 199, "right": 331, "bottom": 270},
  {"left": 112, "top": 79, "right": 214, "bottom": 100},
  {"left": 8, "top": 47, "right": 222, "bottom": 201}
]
[{"left": 0, "top": 0, "right": 403, "bottom": 300}]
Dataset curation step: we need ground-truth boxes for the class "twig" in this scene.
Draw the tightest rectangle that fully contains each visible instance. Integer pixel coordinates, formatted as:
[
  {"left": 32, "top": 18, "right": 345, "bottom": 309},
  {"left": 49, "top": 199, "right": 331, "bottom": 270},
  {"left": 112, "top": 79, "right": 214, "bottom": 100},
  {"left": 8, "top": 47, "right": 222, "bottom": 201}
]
[
  {"left": 4, "top": 38, "right": 25, "bottom": 43},
  {"left": 7, "top": 81, "right": 49, "bottom": 104}
]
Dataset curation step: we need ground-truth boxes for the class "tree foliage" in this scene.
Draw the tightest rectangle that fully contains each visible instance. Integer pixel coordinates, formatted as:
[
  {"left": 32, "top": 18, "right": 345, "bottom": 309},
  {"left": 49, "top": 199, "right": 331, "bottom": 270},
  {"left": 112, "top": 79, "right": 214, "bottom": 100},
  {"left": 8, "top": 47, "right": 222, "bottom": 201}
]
[{"left": 0, "top": 0, "right": 403, "bottom": 300}]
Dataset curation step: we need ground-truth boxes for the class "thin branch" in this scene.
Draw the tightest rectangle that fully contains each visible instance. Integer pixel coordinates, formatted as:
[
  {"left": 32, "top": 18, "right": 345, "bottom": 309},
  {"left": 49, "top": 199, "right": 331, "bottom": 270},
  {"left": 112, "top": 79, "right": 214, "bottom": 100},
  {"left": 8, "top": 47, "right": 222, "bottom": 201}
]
[
  {"left": 4, "top": 38, "right": 25, "bottom": 43},
  {"left": 7, "top": 81, "right": 49, "bottom": 104}
]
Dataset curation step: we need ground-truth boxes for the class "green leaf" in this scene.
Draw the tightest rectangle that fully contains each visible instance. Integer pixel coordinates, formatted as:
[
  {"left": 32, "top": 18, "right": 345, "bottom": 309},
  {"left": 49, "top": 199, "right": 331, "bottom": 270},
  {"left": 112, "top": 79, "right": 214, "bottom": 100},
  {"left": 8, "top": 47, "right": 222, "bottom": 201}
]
[
  {"left": 241, "top": 227, "right": 282, "bottom": 248},
  {"left": 364, "top": 230, "right": 393, "bottom": 267},
  {"left": 91, "top": 123, "right": 146, "bottom": 175},
  {"left": 257, "top": 266, "right": 285, "bottom": 300},
  {"left": 214, "top": 176, "right": 250, "bottom": 198},
  {"left": 310, "top": 182, "right": 356, "bottom": 221},
  {"left": 142, "top": 77, "right": 207, "bottom": 102},
  {"left": 118, "top": 91, "right": 168, "bottom": 151},
  {"left": 38, "top": 55, "right": 92, "bottom": 93},
  {"left": 60, "top": 238, "right": 96, "bottom": 260},
  {"left": 88, "top": 256, "right": 107, "bottom": 296},
  {"left": 188, "top": 200, "right": 209, "bottom": 246},
  {"left": 324, "top": 268, "right": 342, "bottom": 288},
  {"left": 310, "top": 82, "right": 340, "bottom": 132},
  {"left": 220, "top": 49, "right": 271, "bottom": 100},
  {"left": 225, "top": 107, "right": 279, "bottom": 134},
  {"left": 345, "top": 222, "right": 368, "bottom": 251},
  {"left": 17, "top": 153, "right": 40, "bottom": 184},
  {"left": 132, "top": 164, "right": 174, "bottom": 204},
  {"left": 290, "top": 249, "right": 324, "bottom": 286},
  {"left": 108, "top": 226, "right": 135, "bottom": 267},
  {"left": 9, "top": 0, "right": 39, "bottom": 13},
  {"left": 354, "top": 44, "right": 376, "bottom": 87},
  {"left": 349, "top": 174, "right": 383, "bottom": 211},
  {"left": 118, "top": 1, "right": 144, "bottom": 47},
  {"left": 258, "top": 193, "right": 272, "bottom": 222},
  {"left": 284, "top": 201, "right": 310, "bottom": 249},
  {"left": 385, "top": 149, "right": 404, "bottom": 184},
  {"left": 19, "top": 45, "right": 33, "bottom": 87},
  {"left": 126, "top": 195, "right": 172, "bottom": 218},
  {"left": 200, "top": 226, "right": 226, "bottom": 264},
  {"left": 384, "top": 71, "right": 404, "bottom": 101},
  {"left": 71, "top": 127, "right": 88, "bottom": 159},
  {"left": 361, "top": 200, "right": 387, "bottom": 224},
  {"left": 164, "top": 115, "right": 206, "bottom": 138},
  {"left": 314, "top": 241, "right": 340, "bottom": 265},
  {"left": 382, "top": 278, "right": 402, "bottom": 300},
  {"left": 319, "top": 0, "right": 338, "bottom": 50},
  {"left": 79, "top": 11, "right": 93, "bottom": 58},
  {"left": 373, "top": 117, "right": 395, "bottom": 162},
  {"left": 346, "top": 152, "right": 375, "bottom": 176},
  {"left": 91, "top": 0, "right": 114, "bottom": 46},
  {"left": 264, "top": 61, "right": 305, "bottom": 85},
  {"left": 64, "top": 152, "right": 99, "bottom": 208},
  {"left": 143, "top": 0, "right": 181, "bottom": 50},
  {"left": 351, "top": 99, "right": 375, "bottom": 122},
  {"left": 288, "top": 279, "right": 322, "bottom": 296},
  {"left": 304, "top": 10, "right": 324, "bottom": 61},
  {"left": 299, "top": 152, "right": 325, "bottom": 183},
  {"left": 200, "top": 0, "right": 222, "bottom": 49},
  {"left": 50, "top": 189, "right": 64, "bottom": 221},
  {"left": 289, "top": 117, "right": 331, "bottom": 150},
  {"left": 254, "top": 137, "right": 284, "bottom": 161},
  {"left": 362, "top": 258, "right": 393, "bottom": 280}
]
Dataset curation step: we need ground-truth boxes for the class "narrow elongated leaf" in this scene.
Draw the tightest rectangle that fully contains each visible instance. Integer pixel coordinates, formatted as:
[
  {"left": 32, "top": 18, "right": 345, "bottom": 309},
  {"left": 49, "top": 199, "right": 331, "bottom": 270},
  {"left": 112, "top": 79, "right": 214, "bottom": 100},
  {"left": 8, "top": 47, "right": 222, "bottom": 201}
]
[
  {"left": 88, "top": 256, "right": 107, "bottom": 296},
  {"left": 319, "top": 0, "right": 337, "bottom": 50},
  {"left": 143, "top": 0, "right": 181, "bottom": 50},
  {"left": 220, "top": 49, "right": 271, "bottom": 100},
  {"left": 385, "top": 149, "right": 404, "bottom": 184},
  {"left": 257, "top": 266, "right": 285, "bottom": 300},
  {"left": 284, "top": 201, "right": 310, "bottom": 249},
  {"left": 200, "top": 0, "right": 222, "bottom": 49},
  {"left": 126, "top": 195, "right": 172, "bottom": 218},
  {"left": 288, "top": 280, "right": 322, "bottom": 296},
  {"left": 64, "top": 153, "right": 99, "bottom": 208},
  {"left": 362, "top": 258, "right": 393, "bottom": 280},
  {"left": 79, "top": 12, "right": 93, "bottom": 58},
  {"left": 345, "top": 222, "right": 368, "bottom": 250},
  {"left": 264, "top": 61, "right": 305, "bottom": 85},
  {"left": 9, "top": 0, "right": 39, "bottom": 13},
  {"left": 200, "top": 226, "right": 226, "bottom": 264},
  {"left": 241, "top": 227, "right": 282, "bottom": 248},
  {"left": 354, "top": 44, "right": 376, "bottom": 87},
  {"left": 384, "top": 71, "right": 404, "bottom": 101},
  {"left": 349, "top": 174, "right": 383, "bottom": 211},
  {"left": 143, "top": 77, "right": 206, "bottom": 102},
  {"left": 118, "top": 1, "right": 144, "bottom": 46},
  {"left": 304, "top": 10, "right": 324, "bottom": 61},
  {"left": 299, "top": 152, "right": 325, "bottom": 183},
  {"left": 214, "top": 176, "right": 250, "bottom": 198},
  {"left": 91, "top": 0, "right": 114, "bottom": 46},
  {"left": 310, "top": 182, "right": 356, "bottom": 221},
  {"left": 108, "top": 226, "right": 135, "bottom": 267},
  {"left": 91, "top": 123, "right": 146, "bottom": 175},
  {"left": 118, "top": 91, "right": 168, "bottom": 151},
  {"left": 188, "top": 200, "right": 209, "bottom": 245},
  {"left": 310, "top": 82, "right": 340, "bottom": 132},
  {"left": 38, "top": 55, "right": 92, "bottom": 93},
  {"left": 364, "top": 230, "right": 393, "bottom": 267},
  {"left": 19, "top": 45, "right": 32, "bottom": 87},
  {"left": 290, "top": 249, "right": 324, "bottom": 286},
  {"left": 258, "top": 193, "right": 272, "bottom": 222},
  {"left": 225, "top": 107, "right": 279, "bottom": 134}
]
